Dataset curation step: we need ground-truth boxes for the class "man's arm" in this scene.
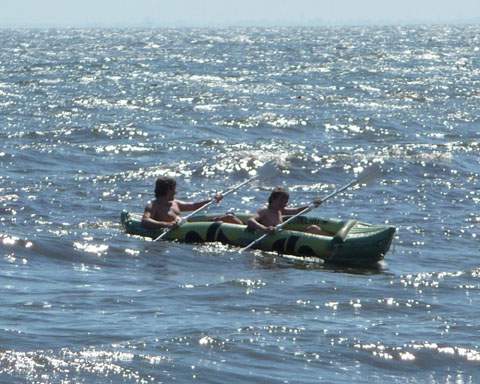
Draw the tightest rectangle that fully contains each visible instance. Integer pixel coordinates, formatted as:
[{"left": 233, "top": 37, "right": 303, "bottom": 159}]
[
  {"left": 282, "top": 205, "right": 309, "bottom": 215},
  {"left": 282, "top": 199, "right": 322, "bottom": 215},
  {"left": 176, "top": 199, "right": 210, "bottom": 212},
  {"left": 176, "top": 193, "right": 223, "bottom": 212}
]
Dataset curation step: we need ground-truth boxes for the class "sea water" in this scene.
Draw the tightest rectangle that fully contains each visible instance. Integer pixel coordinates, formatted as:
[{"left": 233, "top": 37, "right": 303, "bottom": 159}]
[{"left": 1, "top": 26, "right": 479, "bottom": 383}]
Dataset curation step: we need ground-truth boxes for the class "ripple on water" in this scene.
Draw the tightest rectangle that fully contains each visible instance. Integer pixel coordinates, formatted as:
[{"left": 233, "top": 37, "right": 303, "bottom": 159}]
[{"left": 1, "top": 26, "right": 480, "bottom": 384}]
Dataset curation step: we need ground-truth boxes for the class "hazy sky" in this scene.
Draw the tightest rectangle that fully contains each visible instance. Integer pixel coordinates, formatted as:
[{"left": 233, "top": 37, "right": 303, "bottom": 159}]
[{"left": 1, "top": 0, "right": 479, "bottom": 27}]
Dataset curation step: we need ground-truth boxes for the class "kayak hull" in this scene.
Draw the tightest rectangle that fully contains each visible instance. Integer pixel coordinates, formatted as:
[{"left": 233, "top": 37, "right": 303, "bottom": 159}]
[{"left": 120, "top": 212, "right": 395, "bottom": 266}]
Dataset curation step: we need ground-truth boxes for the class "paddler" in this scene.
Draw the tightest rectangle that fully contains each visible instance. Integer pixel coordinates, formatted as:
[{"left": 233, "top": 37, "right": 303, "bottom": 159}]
[
  {"left": 142, "top": 176, "right": 241, "bottom": 229},
  {"left": 247, "top": 187, "right": 329, "bottom": 235}
]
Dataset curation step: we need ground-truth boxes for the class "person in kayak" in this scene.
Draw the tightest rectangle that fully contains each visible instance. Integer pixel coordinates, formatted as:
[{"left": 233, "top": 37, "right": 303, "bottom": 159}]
[
  {"left": 247, "top": 187, "right": 329, "bottom": 235},
  {"left": 142, "top": 176, "right": 241, "bottom": 229}
]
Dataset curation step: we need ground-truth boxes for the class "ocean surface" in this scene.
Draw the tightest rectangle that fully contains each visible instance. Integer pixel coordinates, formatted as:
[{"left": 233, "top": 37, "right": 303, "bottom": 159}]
[{"left": 1, "top": 26, "right": 479, "bottom": 383}]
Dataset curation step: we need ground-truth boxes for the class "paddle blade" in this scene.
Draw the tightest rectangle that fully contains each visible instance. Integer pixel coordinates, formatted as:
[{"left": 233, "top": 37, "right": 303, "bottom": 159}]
[
  {"left": 254, "top": 160, "right": 280, "bottom": 181},
  {"left": 355, "top": 163, "right": 382, "bottom": 186}
]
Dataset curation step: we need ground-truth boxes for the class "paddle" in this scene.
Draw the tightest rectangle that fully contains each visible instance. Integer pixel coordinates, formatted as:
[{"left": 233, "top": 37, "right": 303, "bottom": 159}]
[
  {"left": 153, "top": 161, "right": 278, "bottom": 242},
  {"left": 238, "top": 164, "right": 381, "bottom": 253}
]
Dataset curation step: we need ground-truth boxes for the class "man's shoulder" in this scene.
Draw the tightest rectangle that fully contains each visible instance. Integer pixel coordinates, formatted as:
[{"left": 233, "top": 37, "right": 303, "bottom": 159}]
[
  {"left": 145, "top": 199, "right": 160, "bottom": 210},
  {"left": 257, "top": 207, "right": 270, "bottom": 215}
]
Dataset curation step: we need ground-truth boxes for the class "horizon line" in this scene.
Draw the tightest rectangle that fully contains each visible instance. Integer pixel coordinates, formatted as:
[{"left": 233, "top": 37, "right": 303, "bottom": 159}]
[
  {"left": 1, "top": 22, "right": 479, "bottom": 30},
  {"left": 1, "top": 16, "right": 479, "bottom": 29}
]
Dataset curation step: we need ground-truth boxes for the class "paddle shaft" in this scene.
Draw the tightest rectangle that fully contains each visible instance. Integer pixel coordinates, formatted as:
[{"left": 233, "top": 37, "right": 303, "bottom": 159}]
[{"left": 154, "top": 174, "right": 258, "bottom": 241}]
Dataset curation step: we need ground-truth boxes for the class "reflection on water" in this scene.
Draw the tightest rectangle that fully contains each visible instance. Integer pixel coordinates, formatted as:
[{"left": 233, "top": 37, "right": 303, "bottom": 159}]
[{"left": 1, "top": 25, "right": 480, "bottom": 383}]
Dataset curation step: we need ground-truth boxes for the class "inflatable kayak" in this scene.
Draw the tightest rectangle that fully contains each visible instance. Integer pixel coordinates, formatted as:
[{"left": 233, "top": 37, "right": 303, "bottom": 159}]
[{"left": 121, "top": 211, "right": 395, "bottom": 266}]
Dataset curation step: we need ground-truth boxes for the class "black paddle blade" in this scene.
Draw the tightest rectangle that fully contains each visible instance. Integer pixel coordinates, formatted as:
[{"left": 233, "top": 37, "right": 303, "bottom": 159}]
[
  {"left": 254, "top": 160, "right": 280, "bottom": 180},
  {"left": 356, "top": 163, "right": 382, "bottom": 186}
]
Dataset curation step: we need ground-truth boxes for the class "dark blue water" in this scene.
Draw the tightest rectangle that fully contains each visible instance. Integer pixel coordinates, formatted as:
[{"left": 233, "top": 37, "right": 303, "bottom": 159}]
[{"left": 1, "top": 26, "right": 479, "bottom": 383}]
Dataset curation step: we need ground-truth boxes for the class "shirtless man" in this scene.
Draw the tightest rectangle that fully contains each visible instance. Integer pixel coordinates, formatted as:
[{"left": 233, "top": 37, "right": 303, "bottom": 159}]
[
  {"left": 142, "top": 176, "right": 224, "bottom": 229},
  {"left": 247, "top": 187, "right": 328, "bottom": 235}
]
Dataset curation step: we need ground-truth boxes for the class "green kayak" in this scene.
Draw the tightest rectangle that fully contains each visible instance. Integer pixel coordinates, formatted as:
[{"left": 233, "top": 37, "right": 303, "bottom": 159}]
[{"left": 121, "top": 211, "right": 395, "bottom": 266}]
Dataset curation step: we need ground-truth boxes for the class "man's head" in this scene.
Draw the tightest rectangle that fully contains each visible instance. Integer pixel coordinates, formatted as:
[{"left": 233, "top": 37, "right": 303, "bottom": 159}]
[
  {"left": 155, "top": 177, "right": 176, "bottom": 199},
  {"left": 268, "top": 186, "right": 289, "bottom": 209}
]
